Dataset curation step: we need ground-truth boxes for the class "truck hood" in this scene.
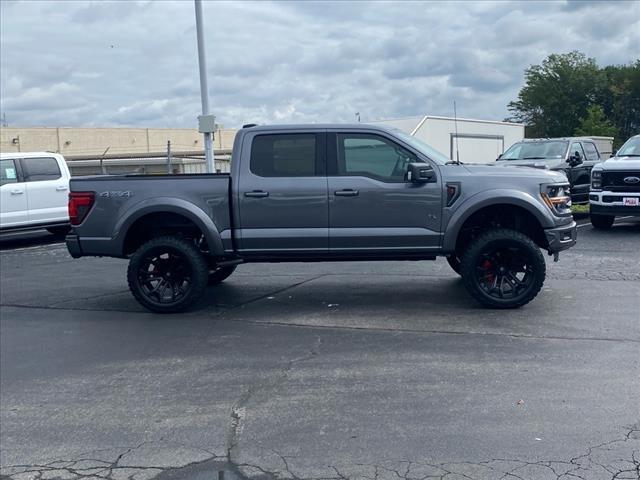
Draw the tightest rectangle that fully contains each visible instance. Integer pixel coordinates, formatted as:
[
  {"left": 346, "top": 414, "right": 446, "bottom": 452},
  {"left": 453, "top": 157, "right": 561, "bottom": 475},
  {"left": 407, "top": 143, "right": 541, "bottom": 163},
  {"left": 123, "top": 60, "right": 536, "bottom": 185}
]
[
  {"left": 597, "top": 157, "right": 640, "bottom": 171},
  {"left": 494, "top": 159, "right": 564, "bottom": 169},
  {"left": 462, "top": 164, "right": 567, "bottom": 182}
]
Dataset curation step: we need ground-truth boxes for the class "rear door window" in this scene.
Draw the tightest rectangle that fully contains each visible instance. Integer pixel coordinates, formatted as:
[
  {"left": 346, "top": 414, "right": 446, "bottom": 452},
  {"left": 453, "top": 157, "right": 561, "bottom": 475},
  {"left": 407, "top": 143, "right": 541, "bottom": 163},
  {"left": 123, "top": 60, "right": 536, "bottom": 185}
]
[
  {"left": 582, "top": 142, "right": 600, "bottom": 161},
  {"left": 1, "top": 159, "right": 19, "bottom": 186},
  {"left": 21, "top": 157, "right": 61, "bottom": 182},
  {"left": 250, "top": 134, "right": 320, "bottom": 177}
]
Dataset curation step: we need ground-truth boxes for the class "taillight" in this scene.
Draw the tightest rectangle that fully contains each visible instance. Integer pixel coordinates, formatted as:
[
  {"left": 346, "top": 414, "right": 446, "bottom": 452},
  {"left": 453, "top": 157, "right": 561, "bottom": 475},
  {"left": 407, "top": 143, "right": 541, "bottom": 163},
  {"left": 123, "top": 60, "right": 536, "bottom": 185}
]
[{"left": 68, "top": 192, "right": 95, "bottom": 226}]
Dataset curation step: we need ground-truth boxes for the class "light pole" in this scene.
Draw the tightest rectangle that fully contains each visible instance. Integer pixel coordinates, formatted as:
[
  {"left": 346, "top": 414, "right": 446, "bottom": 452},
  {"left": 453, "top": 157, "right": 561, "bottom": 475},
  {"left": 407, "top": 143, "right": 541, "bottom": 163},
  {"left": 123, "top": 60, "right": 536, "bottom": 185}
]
[{"left": 194, "top": 0, "right": 215, "bottom": 173}]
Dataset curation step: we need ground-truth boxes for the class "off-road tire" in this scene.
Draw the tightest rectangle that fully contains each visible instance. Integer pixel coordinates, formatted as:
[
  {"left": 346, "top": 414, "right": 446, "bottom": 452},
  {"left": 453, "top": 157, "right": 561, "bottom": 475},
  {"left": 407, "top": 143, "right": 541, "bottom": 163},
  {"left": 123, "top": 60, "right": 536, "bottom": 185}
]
[
  {"left": 590, "top": 214, "right": 615, "bottom": 230},
  {"left": 127, "top": 236, "right": 209, "bottom": 313},
  {"left": 460, "top": 228, "right": 546, "bottom": 309},
  {"left": 208, "top": 265, "right": 237, "bottom": 286},
  {"left": 446, "top": 255, "right": 462, "bottom": 275}
]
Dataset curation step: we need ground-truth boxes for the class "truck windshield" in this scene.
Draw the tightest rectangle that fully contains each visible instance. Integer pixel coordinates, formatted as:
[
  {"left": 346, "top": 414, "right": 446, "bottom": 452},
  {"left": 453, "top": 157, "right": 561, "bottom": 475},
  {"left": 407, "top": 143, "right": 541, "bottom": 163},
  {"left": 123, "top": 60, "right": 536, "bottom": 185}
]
[
  {"left": 501, "top": 141, "right": 568, "bottom": 161},
  {"left": 392, "top": 131, "right": 450, "bottom": 165},
  {"left": 616, "top": 137, "right": 640, "bottom": 158}
]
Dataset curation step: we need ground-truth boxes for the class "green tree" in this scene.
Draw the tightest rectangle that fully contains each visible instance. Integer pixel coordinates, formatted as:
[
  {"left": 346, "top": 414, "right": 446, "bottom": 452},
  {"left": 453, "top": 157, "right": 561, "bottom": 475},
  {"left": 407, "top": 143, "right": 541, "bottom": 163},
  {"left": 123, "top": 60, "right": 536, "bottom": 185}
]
[
  {"left": 508, "top": 53, "right": 640, "bottom": 146},
  {"left": 598, "top": 61, "right": 640, "bottom": 146},
  {"left": 507, "top": 52, "right": 606, "bottom": 138},
  {"left": 574, "top": 105, "right": 618, "bottom": 138}
]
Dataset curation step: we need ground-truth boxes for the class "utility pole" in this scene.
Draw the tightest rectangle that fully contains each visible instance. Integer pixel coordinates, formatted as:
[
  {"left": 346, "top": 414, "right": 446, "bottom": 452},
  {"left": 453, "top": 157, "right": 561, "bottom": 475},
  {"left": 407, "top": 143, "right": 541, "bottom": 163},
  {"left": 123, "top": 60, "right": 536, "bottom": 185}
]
[
  {"left": 194, "top": 0, "right": 215, "bottom": 173},
  {"left": 166, "top": 140, "right": 172, "bottom": 174}
]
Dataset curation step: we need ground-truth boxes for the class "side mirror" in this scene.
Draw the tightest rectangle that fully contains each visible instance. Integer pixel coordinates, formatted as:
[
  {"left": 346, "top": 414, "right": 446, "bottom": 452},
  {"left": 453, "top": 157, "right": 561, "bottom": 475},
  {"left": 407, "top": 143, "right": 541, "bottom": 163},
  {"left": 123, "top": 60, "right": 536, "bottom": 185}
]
[
  {"left": 407, "top": 163, "right": 435, "bottom": 184},
  {"left": 611, "top": 150, "right": 617, "bottom": 158},
  {"left": 568, "top": 151, "right": 583, "bottom": 167}
]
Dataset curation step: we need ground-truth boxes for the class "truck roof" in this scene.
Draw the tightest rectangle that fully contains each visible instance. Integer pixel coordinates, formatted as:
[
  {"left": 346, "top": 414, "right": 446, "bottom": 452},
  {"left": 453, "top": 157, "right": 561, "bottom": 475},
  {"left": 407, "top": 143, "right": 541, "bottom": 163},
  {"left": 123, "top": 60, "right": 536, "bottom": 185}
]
[
  {"left": 519, "top": 137, "right": 600, "bottom": 142},
  {"left": 241, "top": 123, "right": 395, "bottom": 132}
]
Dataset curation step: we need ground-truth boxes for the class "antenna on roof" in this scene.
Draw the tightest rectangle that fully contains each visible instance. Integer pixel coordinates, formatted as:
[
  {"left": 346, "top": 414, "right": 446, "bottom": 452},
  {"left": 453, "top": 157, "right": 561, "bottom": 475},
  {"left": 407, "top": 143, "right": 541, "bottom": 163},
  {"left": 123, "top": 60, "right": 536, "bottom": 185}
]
[
  {"left": 453, "top": 100, "right": 460, "bottom": 164},
  {"left": 355, "top": 112, "right": 361, "bottom": 123}
]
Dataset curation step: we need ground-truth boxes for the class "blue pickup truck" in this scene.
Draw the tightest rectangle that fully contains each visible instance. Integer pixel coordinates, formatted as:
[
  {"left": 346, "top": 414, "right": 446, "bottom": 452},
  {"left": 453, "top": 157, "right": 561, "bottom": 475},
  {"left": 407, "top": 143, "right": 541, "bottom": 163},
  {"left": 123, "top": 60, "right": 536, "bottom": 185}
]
[{"left": 66, "top": 124, "right": 577, "bottom": 313}]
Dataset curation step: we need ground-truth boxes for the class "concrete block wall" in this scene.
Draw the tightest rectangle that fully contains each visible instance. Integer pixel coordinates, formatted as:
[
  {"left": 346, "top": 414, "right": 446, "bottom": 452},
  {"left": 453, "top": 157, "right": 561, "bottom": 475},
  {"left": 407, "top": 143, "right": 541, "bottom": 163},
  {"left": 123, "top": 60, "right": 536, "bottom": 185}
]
[{"left": 0, "top": 127, "right": 237, "bottom": 156}]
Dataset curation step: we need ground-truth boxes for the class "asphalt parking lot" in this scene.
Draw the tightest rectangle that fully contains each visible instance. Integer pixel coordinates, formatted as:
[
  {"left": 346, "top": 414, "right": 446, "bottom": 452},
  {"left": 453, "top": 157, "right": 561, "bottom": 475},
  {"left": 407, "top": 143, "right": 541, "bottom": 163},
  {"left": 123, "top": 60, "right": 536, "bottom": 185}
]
[{"left": 1, "top": 218, "right": 639, "bottom": 480}]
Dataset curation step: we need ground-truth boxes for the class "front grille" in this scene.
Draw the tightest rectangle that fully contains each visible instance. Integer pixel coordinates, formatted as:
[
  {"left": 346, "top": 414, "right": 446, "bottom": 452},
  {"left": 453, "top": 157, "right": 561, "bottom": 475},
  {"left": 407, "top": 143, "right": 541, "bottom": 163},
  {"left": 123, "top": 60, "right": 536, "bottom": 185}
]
[
  {"left": 602, "top": 171, "right": 640, "bottom": 192},
  {"left": 601, "top": 195, "right": 640, "bottom": 203}
]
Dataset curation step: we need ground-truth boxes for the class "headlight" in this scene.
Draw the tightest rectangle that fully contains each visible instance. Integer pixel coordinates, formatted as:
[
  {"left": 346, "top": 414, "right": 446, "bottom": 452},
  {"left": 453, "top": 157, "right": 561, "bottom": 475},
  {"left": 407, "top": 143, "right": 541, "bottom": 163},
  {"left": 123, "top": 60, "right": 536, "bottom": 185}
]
[
  {"left": 591, "top": 170, "right": 602, "bottom": 190},
  {"left": 541, "top": 184, "right": 572, "bottom": 216}
]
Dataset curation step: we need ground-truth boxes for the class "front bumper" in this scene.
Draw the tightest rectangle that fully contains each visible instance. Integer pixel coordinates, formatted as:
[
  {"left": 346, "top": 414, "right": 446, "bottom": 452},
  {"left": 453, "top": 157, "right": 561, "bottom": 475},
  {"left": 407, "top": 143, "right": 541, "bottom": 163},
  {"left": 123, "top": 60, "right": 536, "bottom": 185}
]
[
  {"left": 591, "top": 204, "right": 640, "bottom": 216},
  {"left": 590, "top": 191, "right": 640, "bottom": 216},
  {"left": 545, "top": 220, "right": 577, "bottom": 253}
]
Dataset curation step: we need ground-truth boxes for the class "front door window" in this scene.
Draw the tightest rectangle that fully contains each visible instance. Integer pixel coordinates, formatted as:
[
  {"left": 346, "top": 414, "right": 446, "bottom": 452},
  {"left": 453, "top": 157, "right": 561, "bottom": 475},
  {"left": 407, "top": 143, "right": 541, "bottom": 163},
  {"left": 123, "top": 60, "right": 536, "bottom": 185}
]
[{"left": 336, "top": 134, "right": 417, "bottom": 183}]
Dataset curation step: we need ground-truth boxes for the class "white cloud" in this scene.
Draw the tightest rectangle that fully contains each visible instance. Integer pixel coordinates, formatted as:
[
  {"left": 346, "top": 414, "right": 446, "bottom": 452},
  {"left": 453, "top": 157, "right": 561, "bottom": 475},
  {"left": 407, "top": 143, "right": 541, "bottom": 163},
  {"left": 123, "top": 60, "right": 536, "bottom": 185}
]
[{"left": 0, "top": 0, "right": 638, "bottom": 128}]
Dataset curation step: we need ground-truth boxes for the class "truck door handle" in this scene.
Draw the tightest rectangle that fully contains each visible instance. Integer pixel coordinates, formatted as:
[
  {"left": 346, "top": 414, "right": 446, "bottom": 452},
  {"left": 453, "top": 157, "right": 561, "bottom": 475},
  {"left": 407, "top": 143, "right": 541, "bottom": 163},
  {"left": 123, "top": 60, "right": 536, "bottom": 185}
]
[
  {"left": 10, "top": 189, "right": 24, "bottom": 195},
  {"left": 334, "top": 189, "right": 359, "bottom": 197},
  {"left": 244, "top": 190, "right": 269, "bottom": 198},
  {"left": 56, "top": 186, "right": 68, "bottom": 191}
]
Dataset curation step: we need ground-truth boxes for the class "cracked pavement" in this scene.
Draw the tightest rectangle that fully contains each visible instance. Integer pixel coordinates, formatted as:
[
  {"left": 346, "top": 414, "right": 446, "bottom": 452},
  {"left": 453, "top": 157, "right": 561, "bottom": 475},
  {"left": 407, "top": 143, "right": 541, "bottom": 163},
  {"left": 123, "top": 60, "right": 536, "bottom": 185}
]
[{"left": 1, "top": 220, "right": 639, "bottom": 480}]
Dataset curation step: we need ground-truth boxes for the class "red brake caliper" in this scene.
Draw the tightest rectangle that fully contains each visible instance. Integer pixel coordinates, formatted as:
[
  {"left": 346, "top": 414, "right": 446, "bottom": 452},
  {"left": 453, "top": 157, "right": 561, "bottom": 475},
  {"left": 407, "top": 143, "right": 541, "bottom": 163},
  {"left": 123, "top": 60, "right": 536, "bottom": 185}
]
[{"left": 482, "top": 259, "right": 494, "bottom": 284}]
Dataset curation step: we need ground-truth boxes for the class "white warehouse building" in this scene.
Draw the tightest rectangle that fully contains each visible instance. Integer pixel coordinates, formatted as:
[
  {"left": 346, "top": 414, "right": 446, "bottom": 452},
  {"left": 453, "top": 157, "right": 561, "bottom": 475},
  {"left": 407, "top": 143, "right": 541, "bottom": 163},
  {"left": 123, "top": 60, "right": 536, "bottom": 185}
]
[{"left": 368, "top": 115, "right": 525, "bottom": 164}]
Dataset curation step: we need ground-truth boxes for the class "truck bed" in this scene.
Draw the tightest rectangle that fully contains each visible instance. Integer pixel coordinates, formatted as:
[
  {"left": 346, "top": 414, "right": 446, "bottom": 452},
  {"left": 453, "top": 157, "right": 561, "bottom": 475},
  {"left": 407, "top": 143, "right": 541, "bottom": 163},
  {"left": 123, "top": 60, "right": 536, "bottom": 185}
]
[{"left": 69, "top": 173, "right": 232, "bottom": 257}]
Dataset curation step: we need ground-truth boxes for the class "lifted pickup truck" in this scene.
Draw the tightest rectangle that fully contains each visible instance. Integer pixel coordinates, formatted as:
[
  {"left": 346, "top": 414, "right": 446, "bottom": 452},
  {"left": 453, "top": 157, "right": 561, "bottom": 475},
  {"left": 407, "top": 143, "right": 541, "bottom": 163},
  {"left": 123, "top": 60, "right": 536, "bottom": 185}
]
[{"left": 66, "top": 124, "right": 577, "bottom": 313}]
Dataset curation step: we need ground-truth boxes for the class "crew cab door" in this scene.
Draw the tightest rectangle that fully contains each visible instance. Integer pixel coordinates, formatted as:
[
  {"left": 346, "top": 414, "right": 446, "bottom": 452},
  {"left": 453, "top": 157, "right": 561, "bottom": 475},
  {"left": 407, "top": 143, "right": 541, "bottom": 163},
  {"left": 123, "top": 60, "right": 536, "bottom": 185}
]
[
  {"left": 0, "top": 158, "right": 28, "bottom": 228},
  {"left": 567, "top": 141, "right": 590, "bottom": 203},
  {"left": 21, "top": 156, "right": 69, "bottom": 224},
  {"left": 327, "top": 131, "right": 442, "bottom": 252},
  {"left": 235, "top": 131, "right": 328, "bottom": 253}
]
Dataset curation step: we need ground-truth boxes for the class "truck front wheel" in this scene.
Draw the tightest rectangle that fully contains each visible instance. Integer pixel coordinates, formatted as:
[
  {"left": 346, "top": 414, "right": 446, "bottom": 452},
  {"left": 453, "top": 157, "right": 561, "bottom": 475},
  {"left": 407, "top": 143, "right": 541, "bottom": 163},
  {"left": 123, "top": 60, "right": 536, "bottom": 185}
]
[
  {"left": 459, "top": 229, "right": 545, "bottom": 309},
  {"left": 590, "top": 213, "right": 615, "bottom": 230},
  {"left": 127, "top": 236, "right": 209, "bottom": 313}
]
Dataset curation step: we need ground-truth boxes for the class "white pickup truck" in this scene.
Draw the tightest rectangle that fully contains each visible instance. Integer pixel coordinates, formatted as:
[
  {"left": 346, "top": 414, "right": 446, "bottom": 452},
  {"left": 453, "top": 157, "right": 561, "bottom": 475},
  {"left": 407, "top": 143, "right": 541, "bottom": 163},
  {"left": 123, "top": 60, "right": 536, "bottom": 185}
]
[{"left": 0, "top": 152, "right": 71, "bottom": 235}]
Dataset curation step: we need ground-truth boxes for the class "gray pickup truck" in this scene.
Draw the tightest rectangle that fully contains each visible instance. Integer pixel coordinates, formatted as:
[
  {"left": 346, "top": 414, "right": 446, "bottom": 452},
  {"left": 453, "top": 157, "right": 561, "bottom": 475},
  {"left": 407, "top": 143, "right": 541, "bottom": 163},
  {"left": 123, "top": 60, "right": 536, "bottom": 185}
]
[{"left": 66, "top": 124, "right": 577, "bottom": 313}]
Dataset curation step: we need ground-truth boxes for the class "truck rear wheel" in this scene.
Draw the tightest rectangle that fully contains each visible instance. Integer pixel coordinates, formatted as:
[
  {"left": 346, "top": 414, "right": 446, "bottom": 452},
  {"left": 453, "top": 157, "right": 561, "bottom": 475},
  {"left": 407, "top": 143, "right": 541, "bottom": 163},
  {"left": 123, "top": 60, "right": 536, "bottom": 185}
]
[
  {"left": 127, "top": 236, "right": 208, "bottom": 313},
  {"left": 208, "top": 265, "right": 237, "bottom": 285},
  {"left": 590, "top": 213, "right": 615, "bottom": 230},
  {"left": 460, "top": 229, "right": 545, "bottom": 309}
]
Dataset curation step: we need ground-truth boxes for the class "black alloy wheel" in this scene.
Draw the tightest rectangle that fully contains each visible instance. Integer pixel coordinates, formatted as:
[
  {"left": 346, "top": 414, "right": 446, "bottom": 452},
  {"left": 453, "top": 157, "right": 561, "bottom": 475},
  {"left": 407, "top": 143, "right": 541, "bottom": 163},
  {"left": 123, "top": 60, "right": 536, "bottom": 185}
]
[
  {"left": 127, "top": 236, "right": 208, "bottom": 313},
  {"left": 460, "top": 229, "right": 545, "bottom": 309}
]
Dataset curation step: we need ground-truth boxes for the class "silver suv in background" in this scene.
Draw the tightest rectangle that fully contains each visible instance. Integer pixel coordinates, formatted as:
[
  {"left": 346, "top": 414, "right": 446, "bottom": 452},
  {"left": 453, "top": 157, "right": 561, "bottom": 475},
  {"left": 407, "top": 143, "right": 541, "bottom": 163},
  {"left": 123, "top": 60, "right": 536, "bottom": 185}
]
[
  {"left": 589, "top": 134, "right": 640, "bottom": 229},
  {"left": 496, "top": 137, "right": 603, "bottom": 204}
]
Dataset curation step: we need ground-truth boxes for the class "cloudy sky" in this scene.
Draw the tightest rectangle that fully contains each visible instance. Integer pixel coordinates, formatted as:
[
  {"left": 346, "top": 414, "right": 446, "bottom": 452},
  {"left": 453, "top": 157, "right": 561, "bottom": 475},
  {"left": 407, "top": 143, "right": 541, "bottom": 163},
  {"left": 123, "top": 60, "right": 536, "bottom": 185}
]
[{"left": 0, "top": 0, "right": 638, "bottom": 129}]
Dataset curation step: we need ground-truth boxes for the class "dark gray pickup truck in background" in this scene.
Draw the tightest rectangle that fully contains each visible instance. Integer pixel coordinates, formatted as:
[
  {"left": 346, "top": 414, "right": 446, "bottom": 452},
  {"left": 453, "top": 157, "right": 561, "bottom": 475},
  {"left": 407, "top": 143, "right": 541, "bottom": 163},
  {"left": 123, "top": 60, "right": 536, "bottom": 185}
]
[
  {"left": 66, "top": 124, "right": 577, "bottom": 312},
  {"left": 495, "top": 137, "right": 603, "bottom": 204}
]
